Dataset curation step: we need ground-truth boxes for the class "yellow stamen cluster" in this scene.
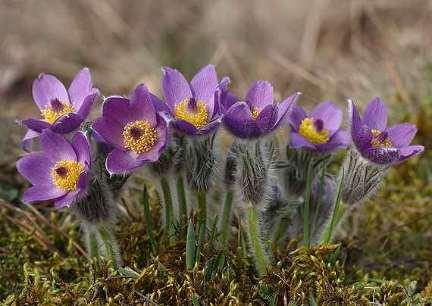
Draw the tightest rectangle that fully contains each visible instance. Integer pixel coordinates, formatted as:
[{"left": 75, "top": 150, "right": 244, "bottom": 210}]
[
  {"left": 174, "top": 98, "right": 209, "bottom": 129},
  {"left": 370, "top": 129, "right": 393, "bottom": 148},
  {"left": 251, "top": 107, "right": 260, "bottom": 120},
  {"left": 122, "top": 120, "right": 158, "bottom": 154},
  {"left": 41, "top": 102, "right": 75, "bottom": 124},
  {"left": 299, "top": 117, "right": 329, "bottom": 145},
  {"left": 51, "top": 160, "right": 84, "bottom": 192}
]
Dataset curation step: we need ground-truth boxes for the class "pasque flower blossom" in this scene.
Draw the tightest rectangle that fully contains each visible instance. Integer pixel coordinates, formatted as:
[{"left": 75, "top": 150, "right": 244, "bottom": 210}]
[
  {"left": 21, "top": 68, "right": 99, "bottom": 149},
  {"left": 161, "top": 64, "right": 224, "bottom": 135},
  {"left": 223, "top": 81, "right": 299, "bottom": 138},
  {"left": 93, "top": 84, "right": 168, "bottom": 174},
  {"left": 17, "top": 130, "right": 90, "bottom": 208},
  {"left": 288, "top": 101, "right": 349, "bottom": 152},
  {"left": 350, "top": 97, "right": 424, "bottom": 164}
]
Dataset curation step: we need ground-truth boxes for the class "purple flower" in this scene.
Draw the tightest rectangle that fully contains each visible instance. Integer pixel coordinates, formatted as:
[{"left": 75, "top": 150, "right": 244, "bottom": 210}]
[
  {"left": 16, "top": 130, "right": 90, "bottom": 208},
  {"left": 21, "top": 68, "right": 99, "bottom": 149},
  {"left": 350, "top": 97, "right": 424, "bottom": 165},
  {"left": 161, "top": 64, "right": 223, "bottom": 135},
  {"left": 222, "top": 81, "right": 299, "bottom": 138},
  {"left": 288, "top": 101, "right": 349, "bottom": 152},
  {"left": 93, "top": 84, "right": 168, "bottom": 175}
]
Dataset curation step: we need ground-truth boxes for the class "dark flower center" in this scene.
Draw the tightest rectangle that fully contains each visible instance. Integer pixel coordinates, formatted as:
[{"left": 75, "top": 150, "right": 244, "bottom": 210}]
[
  {"left": 313, "top": 118, "right": 324, "bottom": 132},
  {"left": 55, "top": 166, "right": 68, "bottom": 177},
  {"left": 187, "top": 98, "right": 198, "bottom": 112},
  {"left": 129, "top": 127, "right": 143, "bottom": 139},
  {"left": 50, "top": 98, "right": 65, "bottom": 112}
]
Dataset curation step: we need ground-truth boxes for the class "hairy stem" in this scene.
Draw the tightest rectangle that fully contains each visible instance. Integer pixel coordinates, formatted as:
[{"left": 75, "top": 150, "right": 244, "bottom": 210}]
[
  {"left": 176, "top": 174, "right": 188, "bottom": 226},
  {"left": 160, "top": 176, "right": 175, "bottom": 244},
  {"left": 220, "top": 190, "right": 234, "bottom": 249},
  {"left": 195, "top": 191, "right": 207, "bottom": 262},
  {"left": 142, "top": 186, "right": 157, "bottom": 254},
  {"left": 303, "top": 162, "right": 313, "bottom": 248}
]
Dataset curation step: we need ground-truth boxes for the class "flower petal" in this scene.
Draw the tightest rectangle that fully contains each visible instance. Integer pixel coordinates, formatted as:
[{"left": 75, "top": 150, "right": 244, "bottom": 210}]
[
  {"left": 316, "top": 130, "right": 350, "bottom": 152},
  {"left": 51, "top": 113, "right": 83, "bottom": 134},
  {"left": 363, "top": 97, "right": 387, "bottom": 130},
  {"left": 289, "top": 132, "right": 316, "bottom": 149},
  {"left": 398, "top": 145, "right": 424, "bottom": 162},
  {"left": 77, "top": 91, "right": 99, "bottom": 120},
  {"left": 102, "top": 96, "right": 134, "bottom": 125},
  {"left": 245, "top": 81, "right": 274, "bottom": 109},
  {"left": 22, "top": 184, "right": 66, "bottom": 204},
  {"left": 190, "top": 64, "right": 218, "bottom": 117},
  {"left": 349, "top": 100, "right": 372, "bottom": 152},
  {"left": 54, "top": 172, "right": 88, "bottom": 208},
  {"left": 21, "top": 129, "right": 40, "bottom": 152},
  {"left": 137, "top": 114, "right": 168, "bottom": 162},
  {"left": 71, "top": 132, "right": 91, "bottom": 167},
  {"left": 40, "top": 129, "right": 77, "bottom": 163},
  {"left": 311, "top": 101, "right": 342, "bottom": 133},
  {"left": 287, "top": 103, "right": 307, "bottom": 130},
  {"left": 256, "top": 104, "right": 278, "bottom": 133},
  {"left": 22, "top": 119, "right": 51, "bottom": 133},
  {"left": 68, "top": 68, "right": 94, "bottom": 109},
  {"left": 161, "top": 67, "right": 192, "bottom": 110},
  {"left": 16, "top": 153, "right": 53, "bottom": 185},
  {"left": 386, "top": 123, "right": 417, "bottom": 148},
  {"left": 129, "top": 84, "right": 156, "bottom": 125},
  {"left": 276, "top": 92, "right": 300, "bottom": 124},
  {"left": 92, "top": 116, "right": 124, "bottom": 148},
  {"left": 364, "top": 147, "right": 399, "bottom": 165},
  {"left": 32, "top": 74, "right": 69, "bottom": 110},
  {"left": 222, "top": 102, "right": 261, "bottom": 138},
  {"left": 172, "top": 119, "right": 199, "bottom": 135},
  {"left": 106, "top": 149, "right": 144, "bottom": 175}
]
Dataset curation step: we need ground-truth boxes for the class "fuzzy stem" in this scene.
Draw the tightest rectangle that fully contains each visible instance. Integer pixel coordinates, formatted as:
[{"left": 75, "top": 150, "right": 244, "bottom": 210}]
[
  {"left": 245, "top": 204, "right": 269, "bottom": 277},
  {"left": 273, "top": 216, "right": 290, "bottom": 248},
  {"left": 88, "top": 230, "right": 99, "bottom": 259},
  {"left": 220, "top": 190, "right": 234, "bottom": 249},
  {"left": 160, "top": 176, "right": 175, "bottom": 244},
  {"left": 176, "top": 174, "right": 188, "bottom": 226},
  {"left": 142, "top": 186, "right": 157, "bottom": 254},
  {"left": 303, "top": 162, "right": 313, "bottom": 248},
  {"left": 195, "top": 190, "right": 207, "bottom": 262},
  {"left": 98, "top": 226, "right": 120, "bottom": 270}
]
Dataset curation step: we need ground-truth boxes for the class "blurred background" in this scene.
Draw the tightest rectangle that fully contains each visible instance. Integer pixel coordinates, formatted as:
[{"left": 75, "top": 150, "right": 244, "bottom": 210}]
[{"left": 1, "top": 0, "right": 432, "bottom": 298}]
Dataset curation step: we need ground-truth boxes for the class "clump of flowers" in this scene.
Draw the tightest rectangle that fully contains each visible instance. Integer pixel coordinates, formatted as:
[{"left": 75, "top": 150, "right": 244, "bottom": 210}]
[{"left": 14, "top": 65, "right": 424, "bottom": 280}]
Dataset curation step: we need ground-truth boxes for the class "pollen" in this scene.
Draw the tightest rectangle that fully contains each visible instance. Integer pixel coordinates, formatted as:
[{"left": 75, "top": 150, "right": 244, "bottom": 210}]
[
  {"left": 122, "top": 120, "right": 159, "bottom": 154},
  {"left": 251, "top": 107, "right": 260, "bottom": 120},
  {"left": 370, "top": 129, "right": 393, "bottom": 148},
  {"left": 51, "top": 160, "right": 84, "bottom": 192},
  {"left": 174, "top": 98, "right": 209, "bottom": 129},
  {"left": 41, "top": 99, "right": 75, "bottom": 124},
  {"left": 299, "top": 117, "right": 329, "bottom": 145}
]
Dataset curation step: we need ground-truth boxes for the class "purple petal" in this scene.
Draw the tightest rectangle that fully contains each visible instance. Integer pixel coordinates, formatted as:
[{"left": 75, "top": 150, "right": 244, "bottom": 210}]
[
  {"left": 172, "top": 119, "right": 199, "bottom": 135},
  {"left": 363, "top": 97, "right": 387, "bottom": 131},
  {"left": 289, "top": 132, "right": 316, "bottom": 150},
  {"left": 77, "top": 92, "right": 99, "bottom": 120},
  {"left": 92, "top": 116, "right": 124, "bottom": 148},
  {"left": 22, "top": 184, "right": 66, "bottom": 204},
  {"left": 398, "top": 145, "right": 424, "bottom": 162},
  {"left": 350, "top": 100, "right": 373, "bottom": 152},
  {"left": 364, "top": 147, "right": 399, "bottom": 165},
  {"left": 256, "top": 104, "right": 278, "bottom": 132},
  {"left": 190, "top": 64, "right": 218, "bottom": 118},
  {"left": 220, "top": 91, "right": 240, "bottom": 113},
  {"left": 161, "top": 67, "right": 192, "bottom": 110},
  {"left": 129, "top": 84, "right": 156, "bottom": 125},
  {"left": 21, "top": 129, "right": 40, "bottom": 152},
  {"left": 276, "top": 92, "right": 299, "bottom": 125},
  {"left": 386, "top": 123, "right": 417, "bottom": 148},
  {"left": 40, "top": 130, "right": 77, "bottom": 163},
  {"left": 106, "top": 149, "right": 145, "bottom": 175},
  {"left": 316, "top": 130, "right": 350, "bottom": 152},
  {"left": 102, "top": 96, "right": 134, "bottom": 125},
  {"left": 150, "top": 93, "right": 171, "bottom": 115},
  {"left": 287, "top": 103, "right": 306, "bottom": 130},
  {"left": 245, "top": 81, "right": 274, "bottom": 109},
  {"left": 22, "top": 119, "right": 51, "bottom": 133},
  {"left": 51, "top": 113, "right": 83, "bottom": 134},
  {"left": 16, "top": 153, "right": 53, "bottom": 185},
  {"left": 32, "top": 74, "right": 69, "bottom": 110},
  {"left": 310, "top": 101, "right": 342, "bottom": 133},
  {"left": 68, "top": 68, "right": 94, "bottom": 109},
  {"left": 71, "top": 132, "right": 91, "bottom": 167},
  {"left": 222, "top": 102, "right": 261, "bottom": 138}
]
